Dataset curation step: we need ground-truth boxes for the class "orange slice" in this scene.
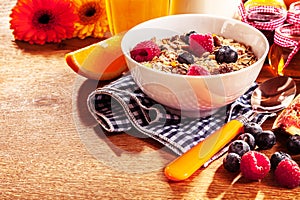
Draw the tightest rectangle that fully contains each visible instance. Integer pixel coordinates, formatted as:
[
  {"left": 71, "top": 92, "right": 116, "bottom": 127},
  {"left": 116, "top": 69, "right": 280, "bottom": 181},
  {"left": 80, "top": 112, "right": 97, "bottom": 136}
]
[{"left": 65, "top": 34, "right": 128, "bottom": 80}]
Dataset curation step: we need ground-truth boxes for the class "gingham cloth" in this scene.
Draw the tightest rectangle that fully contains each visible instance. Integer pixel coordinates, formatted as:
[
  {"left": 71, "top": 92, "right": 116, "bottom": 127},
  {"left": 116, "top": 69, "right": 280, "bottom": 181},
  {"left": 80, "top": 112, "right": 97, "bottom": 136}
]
[
  {"left": 238, "top": 3, "right": 287, "bottom": 31},
  {"left": 87, "top": 74, "right": 273, "bottom": 156}
]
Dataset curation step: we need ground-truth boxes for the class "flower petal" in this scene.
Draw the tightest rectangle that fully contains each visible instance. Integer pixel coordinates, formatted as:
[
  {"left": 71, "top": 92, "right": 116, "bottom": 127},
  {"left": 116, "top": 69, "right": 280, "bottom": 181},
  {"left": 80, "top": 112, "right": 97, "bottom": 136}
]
[
  {"left": 9, "top": 0, "right": 78, "bottom": 45},
  {"left": 72, "top": 0, "right": 109, "bottom": 39}
]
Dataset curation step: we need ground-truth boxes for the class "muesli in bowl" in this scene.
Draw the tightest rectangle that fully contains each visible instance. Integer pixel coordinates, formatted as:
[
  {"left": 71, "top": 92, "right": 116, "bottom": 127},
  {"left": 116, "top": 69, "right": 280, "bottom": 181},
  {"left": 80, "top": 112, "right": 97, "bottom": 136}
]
[
  {"left": 121, "top": 14, "right": 269, "bottom": 116},
  {"left": 129, "top": 31, "right": 258, "bottom": 76}
]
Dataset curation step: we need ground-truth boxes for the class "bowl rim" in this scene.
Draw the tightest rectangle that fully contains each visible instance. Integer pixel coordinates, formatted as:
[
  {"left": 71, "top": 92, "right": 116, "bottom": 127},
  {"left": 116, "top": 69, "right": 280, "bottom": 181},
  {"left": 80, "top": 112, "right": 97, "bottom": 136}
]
[{"left": 121, "top": 13, "right": 270, "bottom": 79}]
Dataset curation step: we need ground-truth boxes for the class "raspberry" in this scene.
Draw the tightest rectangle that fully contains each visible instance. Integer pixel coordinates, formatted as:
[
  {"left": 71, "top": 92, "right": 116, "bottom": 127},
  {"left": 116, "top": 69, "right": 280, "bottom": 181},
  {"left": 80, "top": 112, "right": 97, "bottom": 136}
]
[
  {"left": 130, "top": 40, "right": 161, "bottom": 62},
  {"left": 275, "top": 159, "right": 300, "bottom": 189},
  {"left": 187, "top": 65, "right": 210, "bottom": 76},
  {"left": 240, "top": 151, "right": 271, "bottom": 181},
  {"left": 189, "top": 33, "right": 214, "bottom": 57}
]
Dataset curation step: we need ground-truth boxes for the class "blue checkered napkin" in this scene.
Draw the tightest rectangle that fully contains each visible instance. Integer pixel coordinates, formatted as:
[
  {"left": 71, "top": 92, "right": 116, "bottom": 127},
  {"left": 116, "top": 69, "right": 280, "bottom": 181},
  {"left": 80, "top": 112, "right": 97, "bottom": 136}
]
[{"left": 87, "top": 74, "right": 272, "bottom": 156}]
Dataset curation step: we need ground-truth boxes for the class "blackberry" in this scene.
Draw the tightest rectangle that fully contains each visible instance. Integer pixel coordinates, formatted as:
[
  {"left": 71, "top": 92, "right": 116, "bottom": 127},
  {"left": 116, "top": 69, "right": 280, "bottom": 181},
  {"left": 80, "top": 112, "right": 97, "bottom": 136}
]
[
  {"left": 223, "top": 153, "right": 241, "bottom": 173},
  {"left": 177, "top": 52, "right": 194, "bottom": 64},
  {"left": 286, "top": 134, "right": 300, "bottom": 154},
  {"left": 244, "top": 122, "right": 263, "bottom": 137},
  {"left": 237, "top": 133, "right": 256, "bottom": 150},
  {"left": 255, "top": 130, "right": 276, "bottom": 150},
  {"left": 215, "top": 46, "right": 238, "bottom": 64},
  {"left": 228, "top": 140, "right": 251, "bottom": 156},
  {"left": 270, "top": 151, "right": 292, "bottom": 170}
]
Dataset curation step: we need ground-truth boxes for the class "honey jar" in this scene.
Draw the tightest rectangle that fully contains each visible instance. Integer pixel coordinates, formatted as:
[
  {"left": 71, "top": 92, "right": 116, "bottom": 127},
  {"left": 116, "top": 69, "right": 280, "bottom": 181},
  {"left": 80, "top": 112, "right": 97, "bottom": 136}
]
[{"left": 268, "top": 2, "right": 300, "bottom": 78}]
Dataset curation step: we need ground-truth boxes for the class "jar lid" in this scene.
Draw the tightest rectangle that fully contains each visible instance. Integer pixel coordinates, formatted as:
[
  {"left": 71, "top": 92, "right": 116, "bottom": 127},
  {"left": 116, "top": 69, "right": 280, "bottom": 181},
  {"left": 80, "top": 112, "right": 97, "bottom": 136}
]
[
  {"left": 276, "top": 24, "right": 300, "bottom": 39},
  {"left": 239, "top": 2, "right": 287, "bottom": 30},
  {"left": 287, "top": 1, "right": 300, "bottom": 24},
  {"left": 289, "top": 1, "right": 300, "bottom": 14}
]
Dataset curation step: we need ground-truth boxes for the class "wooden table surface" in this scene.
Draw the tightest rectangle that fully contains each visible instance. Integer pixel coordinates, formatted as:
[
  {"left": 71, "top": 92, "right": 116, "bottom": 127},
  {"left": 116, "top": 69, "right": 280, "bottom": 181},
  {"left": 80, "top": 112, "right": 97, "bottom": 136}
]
[{"left": 1, "top": 1, "right": 299, "bottom": 199}]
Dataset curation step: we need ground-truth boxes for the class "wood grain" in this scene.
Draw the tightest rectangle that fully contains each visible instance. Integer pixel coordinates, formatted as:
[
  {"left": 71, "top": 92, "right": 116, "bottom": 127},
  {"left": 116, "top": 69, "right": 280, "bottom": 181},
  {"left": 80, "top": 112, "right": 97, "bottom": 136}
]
[{"left": 0, "top": 1, "right": 299, "bottom": 199}]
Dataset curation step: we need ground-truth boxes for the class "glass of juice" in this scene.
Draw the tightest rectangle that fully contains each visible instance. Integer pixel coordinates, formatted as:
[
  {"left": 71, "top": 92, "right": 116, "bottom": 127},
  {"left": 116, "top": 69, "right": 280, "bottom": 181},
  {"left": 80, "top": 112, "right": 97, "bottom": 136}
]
[
  {"left": 169, "top": 0, "right": 240, "bottom": 18},
  {"left": 105, "top": 0, "right": 170, "bottom": 35},
  {"left": 169, "top": 0, "right": 201, "bottom": 14}
]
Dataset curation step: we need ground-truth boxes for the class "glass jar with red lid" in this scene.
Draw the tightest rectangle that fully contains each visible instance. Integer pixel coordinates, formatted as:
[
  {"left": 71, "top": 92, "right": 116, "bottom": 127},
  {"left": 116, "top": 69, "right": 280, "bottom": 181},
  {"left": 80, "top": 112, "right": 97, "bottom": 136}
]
[
  {"left": 239, "top": 0, "right": 287, "bottom": 45},
  {"left": 268, "top": 1, "right": 300, "bottom": 78}
]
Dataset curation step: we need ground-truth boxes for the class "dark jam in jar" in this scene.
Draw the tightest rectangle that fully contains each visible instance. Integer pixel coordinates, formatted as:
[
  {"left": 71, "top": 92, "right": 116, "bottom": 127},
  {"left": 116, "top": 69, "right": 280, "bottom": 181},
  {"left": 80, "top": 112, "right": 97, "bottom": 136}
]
[
  {"left": 268, "top": 24, "right": 300, "bottom": 78},
  {"left": 243, "top": 1, "right": 287, "bottom": 45},
  {"left": 247, "top": 11, "right": 283, "bottom": 44}
]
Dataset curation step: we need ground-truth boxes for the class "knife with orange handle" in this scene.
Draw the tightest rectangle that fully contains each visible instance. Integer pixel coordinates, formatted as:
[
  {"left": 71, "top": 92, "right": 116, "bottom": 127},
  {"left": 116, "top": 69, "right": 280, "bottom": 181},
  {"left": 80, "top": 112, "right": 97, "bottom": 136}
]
[{"left": 164, "top": 117, "right": 246, "bottom": 181}]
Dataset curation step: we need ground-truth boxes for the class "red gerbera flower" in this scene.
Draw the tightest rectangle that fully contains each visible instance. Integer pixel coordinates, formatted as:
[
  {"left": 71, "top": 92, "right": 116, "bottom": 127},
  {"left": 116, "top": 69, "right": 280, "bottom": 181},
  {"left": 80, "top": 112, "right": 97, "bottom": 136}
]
[{"left": 10, "top": 0, "right": 78, "bottom": 45}]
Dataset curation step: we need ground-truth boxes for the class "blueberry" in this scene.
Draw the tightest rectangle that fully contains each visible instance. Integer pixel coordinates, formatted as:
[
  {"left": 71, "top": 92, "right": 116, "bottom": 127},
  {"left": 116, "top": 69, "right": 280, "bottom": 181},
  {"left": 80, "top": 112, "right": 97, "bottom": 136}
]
[
  {"left": 177, "top": 52, "right": 194, "bottom": 64},
  {"left": 215, "top": 46, "right": 238, "bottom": 63},
  {"left": 270, "top": 151, "right": 291, "bottom": 169},
  {"left": 244, "top": 122, "right": 263, "bottom": 137},
  {"left": 223, "top": 153, "right": 241, "bottom": 173},
  {"left": 286, "top": 134, "right": 300, "bottom": 154},
  {"left": 228, "top": 140, "right": 251, "bottom": 156},
  {"left": 237, "top": 133, "right": 256, "bottom": 150},
  {"left": 255, "top": 130, "right": 276, "bottom": 150}
]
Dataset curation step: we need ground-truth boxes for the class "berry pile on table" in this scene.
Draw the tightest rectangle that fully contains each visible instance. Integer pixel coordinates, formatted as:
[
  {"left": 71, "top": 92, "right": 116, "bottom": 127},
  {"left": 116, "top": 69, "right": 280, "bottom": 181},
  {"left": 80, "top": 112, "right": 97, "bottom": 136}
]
[{"left": 223, "top": 122, "right": 300, "bottom": 189}]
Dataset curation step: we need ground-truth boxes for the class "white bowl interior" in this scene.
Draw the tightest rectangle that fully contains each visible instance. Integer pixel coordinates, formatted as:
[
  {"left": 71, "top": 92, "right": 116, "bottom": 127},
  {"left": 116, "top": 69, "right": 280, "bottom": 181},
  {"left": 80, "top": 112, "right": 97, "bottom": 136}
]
[{"left": 121, "top": 14, "right": 269, "bottom": 114}]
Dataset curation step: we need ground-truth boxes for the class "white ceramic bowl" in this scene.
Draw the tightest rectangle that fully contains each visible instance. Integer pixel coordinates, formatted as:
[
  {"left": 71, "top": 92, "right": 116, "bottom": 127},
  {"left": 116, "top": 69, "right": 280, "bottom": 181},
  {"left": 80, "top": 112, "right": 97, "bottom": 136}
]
[{"left": 121, "top": 14, "right": 269, "bottom": 116}]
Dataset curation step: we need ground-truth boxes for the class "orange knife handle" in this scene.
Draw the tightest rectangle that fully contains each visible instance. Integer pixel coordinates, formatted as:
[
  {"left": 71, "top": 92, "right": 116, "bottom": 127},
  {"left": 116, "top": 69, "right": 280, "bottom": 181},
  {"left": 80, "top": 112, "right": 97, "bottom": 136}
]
[{"left": 164, "top": 119, "right": 244, "bottom": 181}]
